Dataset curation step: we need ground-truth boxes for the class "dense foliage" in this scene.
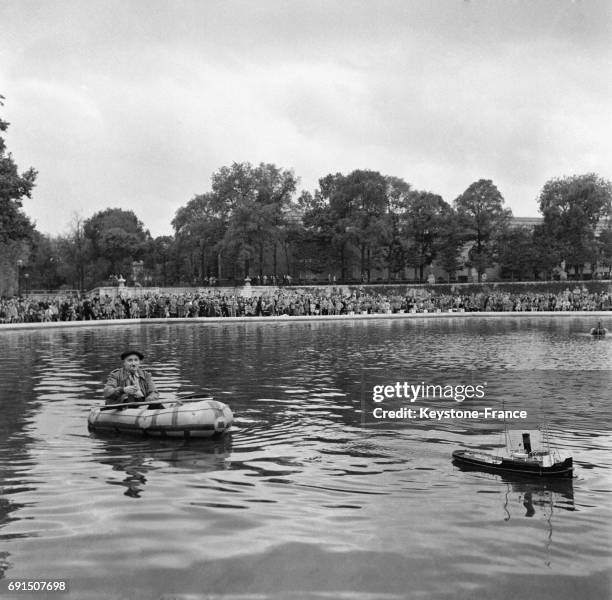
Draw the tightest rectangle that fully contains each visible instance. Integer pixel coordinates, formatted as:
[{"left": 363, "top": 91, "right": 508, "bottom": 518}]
[
  {"left": 2, "top": 97, "right": 611, "bottom": 294},
  {"left": 0, "top": 95, "right": 38, "bottom": 295}
]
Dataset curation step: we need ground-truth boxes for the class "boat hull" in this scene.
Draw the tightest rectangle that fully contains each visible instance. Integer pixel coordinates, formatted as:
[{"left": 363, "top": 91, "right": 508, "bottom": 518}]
[
  {"left": 88, "top": 399, "right": 233, "bottom": 439},
  {"left": 452, "top": 449, "right": 573, "bottom": 478}
]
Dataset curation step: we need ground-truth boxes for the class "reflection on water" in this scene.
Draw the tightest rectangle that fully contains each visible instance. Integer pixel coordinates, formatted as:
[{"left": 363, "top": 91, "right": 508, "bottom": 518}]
[
  {"left": 0, "top": 317, "right": 610, "bottom": 598},
  {"left": 453, "top": 462, "right": 575, "bottom": 516},
  {"left": 92, "top": 434, "right": 233, "bottom": 498},
  {"left": 454, "top": 464, "right": 576, "bottom": 571}
]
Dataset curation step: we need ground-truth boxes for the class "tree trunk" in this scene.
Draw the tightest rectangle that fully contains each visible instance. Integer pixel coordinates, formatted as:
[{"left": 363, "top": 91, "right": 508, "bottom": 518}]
[
  {"left": 360, "top": 244, "right": 366, "bottom": 280},
  {"left": 284, "top": 242, "right": 291, "bottom": 278},
  {"left": 259, "top": 242, "right": 264, "bottom": 277}
]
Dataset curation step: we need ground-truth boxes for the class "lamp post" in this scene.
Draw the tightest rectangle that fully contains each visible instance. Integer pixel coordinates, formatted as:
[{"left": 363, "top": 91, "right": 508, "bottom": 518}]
[{"left": 48, "top": 256, "right": 60, "bottom": 290}]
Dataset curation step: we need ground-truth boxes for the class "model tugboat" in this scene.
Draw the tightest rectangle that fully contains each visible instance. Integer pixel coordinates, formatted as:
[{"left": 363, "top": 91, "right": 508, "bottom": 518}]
[{"left": 452, "top": 431, "right": 573, "bottom": 479}]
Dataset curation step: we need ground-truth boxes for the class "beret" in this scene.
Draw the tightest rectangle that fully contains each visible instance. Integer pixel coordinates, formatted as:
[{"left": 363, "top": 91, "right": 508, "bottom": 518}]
[{"left": 120, "top": 350, "right": 144, "bottom": 360}]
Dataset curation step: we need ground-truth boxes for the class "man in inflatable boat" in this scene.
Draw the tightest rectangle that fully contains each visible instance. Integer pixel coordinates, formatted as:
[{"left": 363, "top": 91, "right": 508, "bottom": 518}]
[{"left": 104, "top": 350, "right": 163, "bottom": 408}]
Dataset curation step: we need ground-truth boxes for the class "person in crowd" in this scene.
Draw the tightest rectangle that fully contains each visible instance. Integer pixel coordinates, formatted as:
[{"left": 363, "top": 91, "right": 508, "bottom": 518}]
[{"left": 2, "top": 286, "right": 611, "bottom": 323}]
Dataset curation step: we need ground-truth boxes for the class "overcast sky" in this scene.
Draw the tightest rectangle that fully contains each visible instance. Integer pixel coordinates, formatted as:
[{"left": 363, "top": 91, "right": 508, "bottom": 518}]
[{"left": 1, "top": 0, "right": 611, "bottom": 237}]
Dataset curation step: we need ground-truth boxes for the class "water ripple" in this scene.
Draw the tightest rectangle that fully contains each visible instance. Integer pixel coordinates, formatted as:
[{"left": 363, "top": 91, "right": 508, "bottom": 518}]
[{"left": 0, "top": 317, "right": 610, "bottom": 597}]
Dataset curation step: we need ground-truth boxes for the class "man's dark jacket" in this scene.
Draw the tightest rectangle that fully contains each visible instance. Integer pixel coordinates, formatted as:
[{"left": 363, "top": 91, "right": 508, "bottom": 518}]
[{"left": 103, "top": 367, "right": 159, "bottom": 405}]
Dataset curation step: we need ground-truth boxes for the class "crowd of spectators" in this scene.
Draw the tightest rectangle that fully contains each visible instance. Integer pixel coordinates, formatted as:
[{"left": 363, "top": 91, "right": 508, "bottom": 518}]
[{"left": 1, "top": 285, "right": 611, "bottom": 324}]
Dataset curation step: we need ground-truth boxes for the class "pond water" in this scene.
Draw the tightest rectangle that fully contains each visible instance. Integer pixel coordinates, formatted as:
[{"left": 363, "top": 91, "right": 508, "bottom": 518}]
[{"left": 0, "top": 317, "right": 611, "bottom": 599}]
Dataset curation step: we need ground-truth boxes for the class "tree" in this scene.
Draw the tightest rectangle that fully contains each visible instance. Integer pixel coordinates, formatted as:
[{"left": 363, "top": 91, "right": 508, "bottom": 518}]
[
  {"left": 340, "top": 170, "right": 390, "bottom": 282},
  {"left": 278, "top": 200, "right": 307, "bottom": 280},
  {"left": 531, "top": 224, "right": 563, "bottom": 280},
  {"left": 316, "top": 172, "right": 356, "bottom": 282},
  {"left": 150, "top": 235, "right": 175, "bottom": 285},
  {"left": 172, "top": 193, "right": 226, "bottom": 282},
  {"left": 211, "top": 162, "right": 298, "bottom": 278},
  {"left": 83, "top": 208, "right": 150, "bottom": 283},
  {"left": 454, "top": 179, "right": 512, "bottom": 281},
  {"left": 0, "top": 96, "right": 37, "bottom": 245},
  {"left": 300, "top": 189, "right": 341, "bottom": 279},
  {"left": 27, "top": 232, "right": 66, "bottom": 290},
  {"left": 383, "top": 176, "right": 412, "bottom": 281},
  {"left": 402, "top": 191, "right": 454, "bottom": 282},
  {"left": 597, "top": 226, "right": 612, "bottom": 275},
  {"left": 537, "top": 173, "right": 612, "bottom": 277},
  {"left": 0, "top": 95, "right": 38, "bottom": 295},
  {"left": 497, "top": 227, "right": 537, "bottom": 281},
  {"left": 65, "top": 214, "right": 88, "bottom": 290},
  {"left": 306, "top": 170, "right": 392, "bottom": 282}
]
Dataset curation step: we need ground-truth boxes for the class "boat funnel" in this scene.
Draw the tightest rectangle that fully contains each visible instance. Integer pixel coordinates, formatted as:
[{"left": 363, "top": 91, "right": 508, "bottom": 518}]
[{"left": 522, "top": 433, "right": 532, "bottom": 454}]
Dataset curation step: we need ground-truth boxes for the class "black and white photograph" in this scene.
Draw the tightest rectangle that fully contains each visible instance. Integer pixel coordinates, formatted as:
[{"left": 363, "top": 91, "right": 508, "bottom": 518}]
[{"left": 0, "top": 1, "right": 611, "bottom": 599}]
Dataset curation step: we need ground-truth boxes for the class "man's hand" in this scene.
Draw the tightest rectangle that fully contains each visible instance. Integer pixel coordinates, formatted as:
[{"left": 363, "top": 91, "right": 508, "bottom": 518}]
[{"left": 124, "top": 385, "right": 144, "bottom": 398}]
